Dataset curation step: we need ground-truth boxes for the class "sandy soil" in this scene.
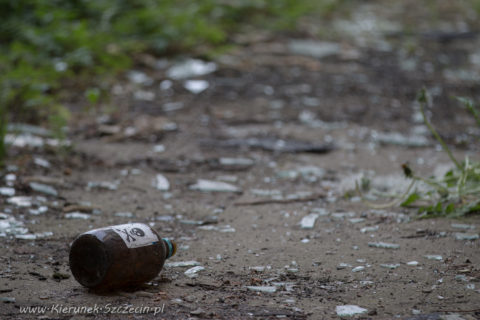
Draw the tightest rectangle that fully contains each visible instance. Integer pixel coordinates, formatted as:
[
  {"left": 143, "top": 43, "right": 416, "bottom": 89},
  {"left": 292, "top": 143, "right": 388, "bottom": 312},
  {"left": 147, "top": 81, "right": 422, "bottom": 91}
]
[{"left": 1, "top": 2, "right": 480, "bottom": 319}]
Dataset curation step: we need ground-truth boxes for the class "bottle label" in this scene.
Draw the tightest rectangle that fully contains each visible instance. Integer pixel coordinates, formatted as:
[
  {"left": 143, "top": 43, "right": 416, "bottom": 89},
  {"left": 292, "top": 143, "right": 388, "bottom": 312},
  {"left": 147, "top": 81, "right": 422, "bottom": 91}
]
[{"left": 88, "top": 223, "right": 159, "bottom": 248}]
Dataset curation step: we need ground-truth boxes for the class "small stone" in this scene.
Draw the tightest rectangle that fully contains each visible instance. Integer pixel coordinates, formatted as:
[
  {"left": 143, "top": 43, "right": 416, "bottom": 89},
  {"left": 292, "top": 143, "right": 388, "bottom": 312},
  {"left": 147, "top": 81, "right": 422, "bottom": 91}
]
[
  {"left": 114, "top": 212, "right": 133, "bottom": 218},
  {"left": 197, "top": 225, "right": 235, "bottom": 233},
  {"left": 455, "top": 275, "right": 468, "bottom": 282},
  {"left": 29, "top": 206, "right": 48, "bottom": 215},
  {"left": 86, "top": 181, "right": 118, "bottom": 191},
  {"left": 246, "top": 286, "right": 277, "bottom": 293},
  {"left": 7, "top": 196, "right": 33, "bottom": 207},
  {"left": 33, "top": 157, "right": 51, "bottom": 168},
  {"left": 127, "top": 70, "right": 153, "bottom": 85},
  {"left": 451, "top": 223, "right": 475, "bottom": 230},
  {"left": 407, "top": 261, "right": 419, "bottom": 266},
  {"left": 219, "top": 157, "right": 255, "bottom": 167},
  {"left": 189, "top": 179, "right": 241, "bottom": 193},
  {"left": 311, "top": 208, "right": 329, "bottom": 216},
  {"left": 184, "top": 80, "right": 209, "bottom": 94},
  {"left": 372, "top": 131, "right": 430, "bottom": 147},
  {"left": 368, "top": 242, "right": 400, "bottom": 249},
  {"left": 337, "top": 263, "right": 352, "bottom": 270},
  {"left": 184, "top": 266, "right": 205, "bottom": 278},
  {"left": 15, "top": 234, "right": 37, "bottom": 240},
  {"left": 0, "top": 187, "right": 15, "bottom": 196},
  {"left": 380, "top": 264, "right": 400, "bottom": 269},
  {"left": 349, "top": 218, "right": 365, "bottom": 224},
  {"left": 190, "top": 308, "right": 205, "bottom": 316},
  {"left": 165, "top": 261, "right": 201, "bottom": 268},
  {"left": 300, "top": 213, "right": 319, "bottom": 229},
  {"left": 455, "top": 233, "right": 479, "bottom": 241},
  {"left": 153, "top": 144, "right": 165, "bottom": 153},
  {"left": 352, "top": 266, "right": 365, "bottom": 272},
  {"left": 249, "top": 266, "right": 266, "bottom": 272},
  {"left": 424, "top": 255, "right": 443, "bottom": 261},
  {"left": 361, "top": 226, "right": 379, "bottom": 233},
  {"left": 64, "top": 212, "right": 91, "bottom": 220},
  {"left": 336, "top": 305, "right": 368, "bottom": 317},
  {"left": 153, "top": 174, "right": 170, "bottom": 191},
  {"left": 167, "top": 59, "right": 217, "bottom": 80},
  {"left": 29, "top": 182, "right": 58, "bottom": 197}
]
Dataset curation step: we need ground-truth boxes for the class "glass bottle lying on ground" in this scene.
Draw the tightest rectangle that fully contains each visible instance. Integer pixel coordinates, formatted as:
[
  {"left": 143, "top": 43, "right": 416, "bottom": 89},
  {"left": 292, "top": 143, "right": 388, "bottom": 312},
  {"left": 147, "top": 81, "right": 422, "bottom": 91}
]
[{"left": 69, "top": 223, "right": 176, "bottom": 291}]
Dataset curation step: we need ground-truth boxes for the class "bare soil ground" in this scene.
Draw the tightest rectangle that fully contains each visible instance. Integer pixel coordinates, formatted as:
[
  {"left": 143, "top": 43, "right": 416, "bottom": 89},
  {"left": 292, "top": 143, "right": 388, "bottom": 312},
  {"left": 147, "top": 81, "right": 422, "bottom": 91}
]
[{"left": 2, "top": 2, "right": 480, "bottom": 319}]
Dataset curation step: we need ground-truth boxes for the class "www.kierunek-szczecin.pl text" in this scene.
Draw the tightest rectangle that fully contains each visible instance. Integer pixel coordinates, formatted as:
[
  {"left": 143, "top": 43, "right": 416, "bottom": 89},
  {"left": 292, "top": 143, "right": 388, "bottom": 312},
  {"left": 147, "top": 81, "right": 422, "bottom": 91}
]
[{"left": 18, "top": 304, "right": 165, "bottom": 315}]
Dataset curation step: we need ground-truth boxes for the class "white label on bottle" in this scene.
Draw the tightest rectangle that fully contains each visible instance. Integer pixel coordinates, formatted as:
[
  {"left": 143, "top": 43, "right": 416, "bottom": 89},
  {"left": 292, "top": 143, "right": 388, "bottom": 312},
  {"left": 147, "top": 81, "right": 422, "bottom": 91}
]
[{"left": 108, "top": 223, "right": 159, "bottom": 248}]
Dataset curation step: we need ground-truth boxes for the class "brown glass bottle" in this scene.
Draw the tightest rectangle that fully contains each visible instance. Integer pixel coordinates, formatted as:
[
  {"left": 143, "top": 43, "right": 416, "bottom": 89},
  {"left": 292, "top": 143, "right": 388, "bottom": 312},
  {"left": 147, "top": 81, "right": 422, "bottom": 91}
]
[{"left": 69, "top": 223, "right": 176, "bottom": 291}]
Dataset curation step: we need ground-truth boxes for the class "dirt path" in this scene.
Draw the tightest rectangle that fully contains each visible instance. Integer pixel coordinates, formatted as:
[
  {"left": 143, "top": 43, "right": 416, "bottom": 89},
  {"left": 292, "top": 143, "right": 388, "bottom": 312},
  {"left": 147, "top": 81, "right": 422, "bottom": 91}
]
[{"left": 2, "top": 2, "right": 480, "bottom": 319}]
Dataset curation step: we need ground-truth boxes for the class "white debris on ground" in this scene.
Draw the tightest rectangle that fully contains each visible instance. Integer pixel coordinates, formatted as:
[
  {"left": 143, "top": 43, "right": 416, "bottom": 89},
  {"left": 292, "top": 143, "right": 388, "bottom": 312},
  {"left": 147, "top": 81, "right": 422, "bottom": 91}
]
[
  {"left": 368, "top": 242, "right": 400, "bottom": 249},
  {"left": 184, "top": 80, "right": 209, "bottom": 94},
  {"left": 165, "top": 261, "right": 201, "bottom": 268},
  {"left": 246, "top": 286, "right": 277, "bottom": 293},
  {"left": 86, "top": 181, "right": 119, "bottom": 191},
  {"left": 189, "top": 179, "right": 241, "bottom": 193},
  {"left": 184, "top": 266, "right": 205, "bottom": 278},
  {"left": 299, "top": 213, "right": 319, "bottom": 229},
  {"left": 64, "top": 212, "right": 91, "bottom": 220},
  {"left": 152, "top": 174, "right": 170, "bottom": 191},
  {"left": 197, "top": 225, "right": 235, "bottom": 233},
  {"left": 336, "top": 305, "right": 368, "bottom": 317},
  {"left": 167, "top": 59, "right": 217, "bottom": 80},
  {"left": 424, "top": 255, "right": 443, "bottom": 261}
]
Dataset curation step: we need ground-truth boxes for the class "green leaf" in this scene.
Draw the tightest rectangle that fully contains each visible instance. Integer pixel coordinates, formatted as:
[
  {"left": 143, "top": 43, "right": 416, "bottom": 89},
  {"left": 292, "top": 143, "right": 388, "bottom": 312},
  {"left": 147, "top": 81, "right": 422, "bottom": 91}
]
[
  {"left": 445, "top": 203, "right": 455, "bottom": 214},
  {"left": 85, "top": 88, "right": 100, "bottom": 104},
  {"left": 401, "top": 193, "right": 420, "bottom": 207}
]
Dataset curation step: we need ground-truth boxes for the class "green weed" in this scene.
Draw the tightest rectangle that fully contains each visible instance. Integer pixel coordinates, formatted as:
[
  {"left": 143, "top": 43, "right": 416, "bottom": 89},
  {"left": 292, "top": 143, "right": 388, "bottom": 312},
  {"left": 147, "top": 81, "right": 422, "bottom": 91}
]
[{"left": 357, "top": 88, "right": 480, "bottom": 217}]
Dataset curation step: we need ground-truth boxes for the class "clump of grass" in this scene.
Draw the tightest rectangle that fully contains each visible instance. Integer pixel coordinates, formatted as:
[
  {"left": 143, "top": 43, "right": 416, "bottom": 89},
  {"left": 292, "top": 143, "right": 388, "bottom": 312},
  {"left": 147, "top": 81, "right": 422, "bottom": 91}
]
[{"left": 357, "top": 88, "right": 480, "bottom": 218}]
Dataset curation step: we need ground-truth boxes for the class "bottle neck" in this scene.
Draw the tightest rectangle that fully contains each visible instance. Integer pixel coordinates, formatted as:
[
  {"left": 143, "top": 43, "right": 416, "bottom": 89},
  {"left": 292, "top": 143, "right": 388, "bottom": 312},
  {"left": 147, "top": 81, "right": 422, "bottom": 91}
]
[{"left": 162, "top": 238, "right": 176, "bottom": 259}]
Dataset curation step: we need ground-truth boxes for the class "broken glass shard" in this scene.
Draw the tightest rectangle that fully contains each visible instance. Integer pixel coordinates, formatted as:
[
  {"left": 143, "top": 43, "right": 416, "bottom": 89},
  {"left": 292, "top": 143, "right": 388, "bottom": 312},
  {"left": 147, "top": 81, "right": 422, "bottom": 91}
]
[
  {"left": 368, "top": 242, "right": 400, "bottom": 249},
  {"left": 380, "top": 263, "right": 400, "bottom": 269},
  {"left": 300, "top": 213, "right": 319, "bottom": 229},
  {"left": 7, "top": 196, "right": 33, "bottom": 207},
  {"left": 184, "top": 80, "right": 209, "bottom": 94},
  {"left": 29, "top": 182, "right": 58, "bottom": 197},
  {"left": 336, "top": 305, "right": 368, "bottom": 317},
  {"left": 165, "top": 261, "right": 201, "bottom": 268},
  {"left": 167, "top": 59, "right": 217, "bottom": 80},
  {"left": 352, "top": 266, "right": 365, "bottom": 272},
  {"left": 454, "top": 233, "right": 479, "bottom": 240},
  {"left": 424, "top": 255, "right": 443, "bottom": 261},
  {"left": 64, "top": 212, "right": 91, "bottom": 220},
  {"left": 86, "top": 181, "right": 119, "bottom": 191},
  {"left": 0, "top": 187, "right": 15, "bottom": 196},
  {"left": 189, "top": 179, "right": 241, "bottom": 193},
  {"left": 246, "top": 286, "right": 277, "bottom": 293},
  {"left": 153, "top": 174, "right": 170, "bottom": 191},
  {"left": 361, "top": 226, "right": 379, "bottom": 233},
  {"left": 184, "top": 266, "right": 205, "bottom": 278}
]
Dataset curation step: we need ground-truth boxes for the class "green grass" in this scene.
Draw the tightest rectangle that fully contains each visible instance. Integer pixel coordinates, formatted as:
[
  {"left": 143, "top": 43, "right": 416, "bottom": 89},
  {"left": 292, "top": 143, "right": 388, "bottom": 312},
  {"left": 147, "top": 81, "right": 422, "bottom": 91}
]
[
  {"left": 0, "top": 0, "right": 341, "bottom": 165},
  {"left": 357, "top": 89, "right": 480, "bottom": 218}
]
